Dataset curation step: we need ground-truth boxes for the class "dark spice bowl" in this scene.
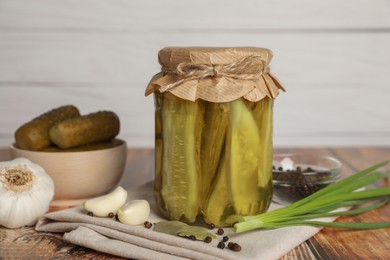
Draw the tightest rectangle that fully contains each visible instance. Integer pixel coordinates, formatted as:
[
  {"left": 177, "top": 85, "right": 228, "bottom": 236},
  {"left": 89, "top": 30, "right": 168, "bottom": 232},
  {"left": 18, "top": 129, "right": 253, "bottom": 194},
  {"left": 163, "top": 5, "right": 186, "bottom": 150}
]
[{"left": 272, "top": 154, "right": 342, "bottom": 205}]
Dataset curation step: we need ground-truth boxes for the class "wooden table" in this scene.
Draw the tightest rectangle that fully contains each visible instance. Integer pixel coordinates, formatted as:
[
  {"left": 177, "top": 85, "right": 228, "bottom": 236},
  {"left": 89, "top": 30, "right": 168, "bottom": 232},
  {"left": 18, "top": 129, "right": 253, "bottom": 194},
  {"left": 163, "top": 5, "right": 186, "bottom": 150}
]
[{"left": 0, "top": 147, "right": 389, "bottom": 259}]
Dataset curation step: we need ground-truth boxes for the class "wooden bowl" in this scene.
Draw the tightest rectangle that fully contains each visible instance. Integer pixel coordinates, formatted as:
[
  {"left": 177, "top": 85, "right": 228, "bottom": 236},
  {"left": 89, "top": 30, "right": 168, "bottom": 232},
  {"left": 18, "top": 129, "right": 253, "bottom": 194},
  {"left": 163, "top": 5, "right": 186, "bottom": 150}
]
[{"left": 10, "top": 139, "right": 127, "bottom": 207}]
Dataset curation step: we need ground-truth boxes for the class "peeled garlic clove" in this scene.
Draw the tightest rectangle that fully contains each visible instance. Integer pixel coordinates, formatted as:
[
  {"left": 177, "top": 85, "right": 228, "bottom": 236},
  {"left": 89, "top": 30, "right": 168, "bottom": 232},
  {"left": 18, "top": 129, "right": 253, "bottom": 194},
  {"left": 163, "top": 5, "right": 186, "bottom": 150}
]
[
  {"left": 117, "top": 200, "right": 150, "bottom": 225},
  {"left": 83, "top": 186, "right": 127, "bottom": 217}
]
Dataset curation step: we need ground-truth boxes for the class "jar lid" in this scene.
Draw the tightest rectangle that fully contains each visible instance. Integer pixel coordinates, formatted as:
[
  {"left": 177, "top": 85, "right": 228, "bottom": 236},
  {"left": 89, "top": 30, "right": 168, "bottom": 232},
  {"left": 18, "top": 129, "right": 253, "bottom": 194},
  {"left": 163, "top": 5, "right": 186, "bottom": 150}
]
[{"left": 145, "top": 47, "right": 285, "bottom": 102}]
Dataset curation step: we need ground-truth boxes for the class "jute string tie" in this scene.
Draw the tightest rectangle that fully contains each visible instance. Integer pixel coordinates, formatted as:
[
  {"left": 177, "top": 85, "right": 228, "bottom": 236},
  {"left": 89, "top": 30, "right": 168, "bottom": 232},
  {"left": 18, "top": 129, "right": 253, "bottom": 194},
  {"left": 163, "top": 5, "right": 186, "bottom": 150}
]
[{"left": 159, "top": 55, "right": 268, "bottom": 92}]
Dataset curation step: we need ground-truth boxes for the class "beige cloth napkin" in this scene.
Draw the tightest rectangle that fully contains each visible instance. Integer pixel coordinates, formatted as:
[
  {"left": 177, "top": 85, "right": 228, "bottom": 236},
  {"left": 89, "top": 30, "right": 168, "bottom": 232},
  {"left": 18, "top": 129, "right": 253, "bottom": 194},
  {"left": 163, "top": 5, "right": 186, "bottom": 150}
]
[{"left": 36, "top": 182, "right": 334, "bottom": 260}]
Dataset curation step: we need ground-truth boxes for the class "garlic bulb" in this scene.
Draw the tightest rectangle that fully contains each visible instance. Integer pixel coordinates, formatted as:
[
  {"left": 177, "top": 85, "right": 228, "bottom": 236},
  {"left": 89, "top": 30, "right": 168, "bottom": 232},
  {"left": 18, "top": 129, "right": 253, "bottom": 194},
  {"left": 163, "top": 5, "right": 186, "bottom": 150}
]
[{"left": 0, "top": 158, "right": 54, "bottom": 228}]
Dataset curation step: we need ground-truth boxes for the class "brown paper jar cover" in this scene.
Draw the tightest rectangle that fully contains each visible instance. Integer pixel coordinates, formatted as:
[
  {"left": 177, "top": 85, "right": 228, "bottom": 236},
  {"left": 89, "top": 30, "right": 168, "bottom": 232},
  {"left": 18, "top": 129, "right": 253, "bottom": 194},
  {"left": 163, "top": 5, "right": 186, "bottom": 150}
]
[{"left": 145, "top": 47, "right": 286, "bottom": 102}]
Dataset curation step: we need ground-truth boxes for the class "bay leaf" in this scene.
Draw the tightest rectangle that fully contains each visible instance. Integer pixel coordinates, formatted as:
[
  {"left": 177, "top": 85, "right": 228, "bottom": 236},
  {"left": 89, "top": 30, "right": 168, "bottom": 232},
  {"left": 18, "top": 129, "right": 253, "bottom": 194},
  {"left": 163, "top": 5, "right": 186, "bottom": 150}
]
[{"left": 154, "top": 220, "right": 216, "bottom": 240}]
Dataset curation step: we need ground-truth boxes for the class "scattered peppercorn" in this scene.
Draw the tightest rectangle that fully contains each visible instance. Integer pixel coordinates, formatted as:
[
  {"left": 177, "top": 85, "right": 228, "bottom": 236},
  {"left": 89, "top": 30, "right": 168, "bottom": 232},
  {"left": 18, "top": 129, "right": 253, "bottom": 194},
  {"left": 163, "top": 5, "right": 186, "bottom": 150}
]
[
  {"left": 115, "top": 214, "right": 119, "bottom": 221},
  {"left": 87, "top": 212, "right": 93, "bottom": 217},
  {"left": 144, "top": 221, "right": 153, "bottom": 229},
  {"left": 208, "top": 223, "right": 215, "bottom": 229},
  {"left": 204, "top": 236, "right": 212, "bottom": 243},
  {"left": 188, "top": 235, "right": 197, "bottom": 241},
  {"left": 222, "top": 236, "right": 229, "bottom": 242},
  {"left": 108, "top": 212, "right": 114, "bottom": 218},
  {"left": 217, "top": 242, "right": 225, "bottom": 249},
  {"left": 227, "top": 242, "right": 241, "bottom": 251},
  {"left": 217, "top": 228, "right": 224, "bottom": 235},
  {"left": 231, "top": 243, "right": 242, "bottom": 252}
]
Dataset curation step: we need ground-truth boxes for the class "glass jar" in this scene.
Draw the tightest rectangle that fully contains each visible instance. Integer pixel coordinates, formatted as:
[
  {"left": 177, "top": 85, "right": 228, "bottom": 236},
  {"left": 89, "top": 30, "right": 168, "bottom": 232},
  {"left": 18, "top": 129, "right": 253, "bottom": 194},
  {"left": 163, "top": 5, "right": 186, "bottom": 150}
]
[{"left": 145, "top": 47, "right": 285, "bottom": 227}]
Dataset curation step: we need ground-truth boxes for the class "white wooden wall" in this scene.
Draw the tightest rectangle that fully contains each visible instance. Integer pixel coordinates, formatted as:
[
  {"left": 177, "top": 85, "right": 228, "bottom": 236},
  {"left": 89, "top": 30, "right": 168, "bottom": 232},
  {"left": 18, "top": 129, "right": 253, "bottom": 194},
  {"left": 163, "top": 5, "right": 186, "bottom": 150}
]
[{"left": 1, "top": 0, "right": 389, "bottom": 148}]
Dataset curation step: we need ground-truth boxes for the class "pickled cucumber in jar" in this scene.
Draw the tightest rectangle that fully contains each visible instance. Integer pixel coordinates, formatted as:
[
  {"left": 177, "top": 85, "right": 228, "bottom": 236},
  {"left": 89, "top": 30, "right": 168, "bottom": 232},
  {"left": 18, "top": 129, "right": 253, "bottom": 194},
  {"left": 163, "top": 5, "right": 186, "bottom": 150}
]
[
  {"left": 155, "top": 93, "right": 273, "bottom": 227},
  {"left": 202, "top": 98, "right": 274, "bottom": 227},
  {"left": 147, "top": 47, "right": 285, "bottom": 227},
  {"left": 154, "top": 92, "right": 204, "bottom": 223}
]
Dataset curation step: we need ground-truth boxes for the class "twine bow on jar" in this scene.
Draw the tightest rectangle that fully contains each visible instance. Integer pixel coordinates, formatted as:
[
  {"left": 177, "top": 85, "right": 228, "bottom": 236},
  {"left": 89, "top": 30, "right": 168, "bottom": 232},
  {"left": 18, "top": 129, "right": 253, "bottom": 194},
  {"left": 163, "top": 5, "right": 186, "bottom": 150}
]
[
  {"left": 145, "top": 47, "right": 285, "bottom": 102},
  {"left": 159, "top": 55, "right": 268, "bottom": 92}
]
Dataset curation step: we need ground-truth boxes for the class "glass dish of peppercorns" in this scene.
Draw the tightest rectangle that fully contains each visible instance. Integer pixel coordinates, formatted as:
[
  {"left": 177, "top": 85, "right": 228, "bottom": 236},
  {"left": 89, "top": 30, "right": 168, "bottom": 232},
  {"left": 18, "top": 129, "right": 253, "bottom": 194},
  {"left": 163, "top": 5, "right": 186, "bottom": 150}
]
[{"left": 272, "top": 154, "right": 342, "bottom": 205}]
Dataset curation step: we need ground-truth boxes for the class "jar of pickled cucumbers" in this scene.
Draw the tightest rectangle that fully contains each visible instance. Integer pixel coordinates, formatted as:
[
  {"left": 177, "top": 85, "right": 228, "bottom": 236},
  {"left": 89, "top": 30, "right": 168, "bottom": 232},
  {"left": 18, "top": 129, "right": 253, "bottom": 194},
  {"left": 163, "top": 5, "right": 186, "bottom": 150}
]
[{"left": 145, "top": 47, "right": 285, "bottom": 227}]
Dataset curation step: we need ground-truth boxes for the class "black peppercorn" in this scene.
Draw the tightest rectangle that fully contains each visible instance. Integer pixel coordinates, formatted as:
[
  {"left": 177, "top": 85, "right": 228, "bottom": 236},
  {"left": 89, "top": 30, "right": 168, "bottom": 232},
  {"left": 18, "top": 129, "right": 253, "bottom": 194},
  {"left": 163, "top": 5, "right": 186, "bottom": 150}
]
[
  {"left": 231, "top": 243, "right": 242, "bottom": 252},
  {"left": 204, "top": 236, "right": 212, "bottom": 243},
  {"left": 208, "top": 223, "right": 215, "bottom": 229},
  {"left": 217, "top": 228, "right": 224, "bottom": 235},
  {"left": 108, "top": 212, "right": 114, "bottom": 218},
  {"left": 188, "top": 235, "right": 196, "bottom": 241},
  {"left": 222, "top": 236, "right": 229, "bottom": 242},
  {"left": 273, "top": 165, "right": 334, "bottom": 204},
  {"left": 144, "top": 221, "right": 153, "bottom": 229},
  {"left": 217, "top": 242, "right": 225, "bottom": 249}
]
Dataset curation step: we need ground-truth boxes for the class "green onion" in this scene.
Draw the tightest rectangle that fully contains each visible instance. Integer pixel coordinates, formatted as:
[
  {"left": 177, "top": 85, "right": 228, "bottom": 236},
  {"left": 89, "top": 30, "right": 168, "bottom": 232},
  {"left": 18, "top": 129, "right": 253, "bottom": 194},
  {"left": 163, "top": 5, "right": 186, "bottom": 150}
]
[{"left": 234, "top": 161, "right": 390, "bottom": 233}]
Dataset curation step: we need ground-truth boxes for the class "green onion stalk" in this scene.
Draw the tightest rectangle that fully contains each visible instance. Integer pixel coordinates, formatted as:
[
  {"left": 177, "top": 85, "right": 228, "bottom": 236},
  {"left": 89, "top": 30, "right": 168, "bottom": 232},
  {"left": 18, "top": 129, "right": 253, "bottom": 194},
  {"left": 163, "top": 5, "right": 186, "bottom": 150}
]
[{"left": 234, "top": 161, "right": 390, "bottom": 233}]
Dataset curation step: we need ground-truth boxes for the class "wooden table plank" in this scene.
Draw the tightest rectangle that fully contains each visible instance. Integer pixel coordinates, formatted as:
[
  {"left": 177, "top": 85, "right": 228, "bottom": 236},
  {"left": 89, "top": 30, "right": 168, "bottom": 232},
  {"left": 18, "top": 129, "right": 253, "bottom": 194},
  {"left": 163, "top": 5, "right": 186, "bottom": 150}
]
[
  {"left": 0, "top": 147, "right": 389, "bottom": 259},
  {"left": 0, "top": 226, "right": 126, "bottom": 259},
  {"left": 308, "top": 147, "right": 390, "bottom": 260}
]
